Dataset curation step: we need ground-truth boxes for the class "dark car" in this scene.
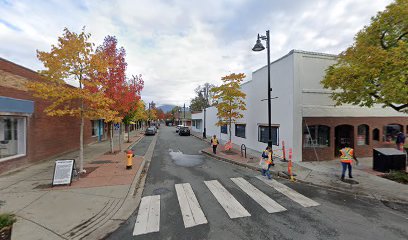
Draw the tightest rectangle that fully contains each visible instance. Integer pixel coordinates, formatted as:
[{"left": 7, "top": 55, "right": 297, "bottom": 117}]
[
  {"left": 145, "top": 127, "right": 156, "bottom": 136},
  {"left": 178, "top": 126, "right": 190, "bottom": 136}
]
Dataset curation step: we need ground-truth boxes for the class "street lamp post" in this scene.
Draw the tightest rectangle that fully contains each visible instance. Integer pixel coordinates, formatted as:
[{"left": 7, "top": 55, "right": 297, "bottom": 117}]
[
  {"left": 148, "top": 102, "right": 151, "bottom": 127},
  {"left": 201, "top": 88, "right": 208, "bottom": 139},
  {"left": 183, "top": 103, "right": 186, "bottom": 126},
  {"left": 252, "top": 30, "right": 272, "bottom": 148}
]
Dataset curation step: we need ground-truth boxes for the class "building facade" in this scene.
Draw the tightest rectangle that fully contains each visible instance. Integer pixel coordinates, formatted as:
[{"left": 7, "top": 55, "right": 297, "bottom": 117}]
[
  {"left": 0, "top": 58, "right": 101, "bottom": 173},
  {"left": 192, "top": 50, "right": 408, "bottom": 162}
]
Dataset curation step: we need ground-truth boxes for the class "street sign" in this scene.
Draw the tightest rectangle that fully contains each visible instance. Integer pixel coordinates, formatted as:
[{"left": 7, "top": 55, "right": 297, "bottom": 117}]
[{"left": 52, "top": 159, "right": 75, "bottom": 186}]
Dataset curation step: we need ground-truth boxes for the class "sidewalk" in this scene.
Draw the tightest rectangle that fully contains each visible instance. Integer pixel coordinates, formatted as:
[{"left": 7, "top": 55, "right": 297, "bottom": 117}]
[
  {"left": 0, "top": 130, "right": 148, "bottom": 240},
  {"left": 196, "top": 135, "right": 408, "bottom": 204}
]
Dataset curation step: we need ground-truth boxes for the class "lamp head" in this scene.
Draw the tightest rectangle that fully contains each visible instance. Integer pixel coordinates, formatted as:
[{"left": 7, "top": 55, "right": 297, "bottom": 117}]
[{"left": 252, "top": 34, "right": 265, "bottom": 51}]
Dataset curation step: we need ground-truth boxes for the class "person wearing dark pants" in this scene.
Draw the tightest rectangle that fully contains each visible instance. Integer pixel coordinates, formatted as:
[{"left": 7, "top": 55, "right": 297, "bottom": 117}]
[
  {"left": 339, "top": 144, "right": 358, "bottom": 181},
  {"left": 261, "top": 146, "right": 273, "bottom": 179},
  {"left": 211, "top": 135, "right": 219, "bottom": 154}
]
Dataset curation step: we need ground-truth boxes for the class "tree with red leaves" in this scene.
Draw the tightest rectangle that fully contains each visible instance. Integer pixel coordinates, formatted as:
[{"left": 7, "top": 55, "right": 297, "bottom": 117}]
[
  {"left": 156, "top": 108, "right": 165, "bottom": 121},
  {"left": 94, "top": 36, "right": 144, "bottom": 152}
]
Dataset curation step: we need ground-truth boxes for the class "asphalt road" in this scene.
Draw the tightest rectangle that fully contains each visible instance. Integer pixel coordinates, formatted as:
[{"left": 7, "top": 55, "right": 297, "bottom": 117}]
[{"left": 106, "top": 126, "right": 408, "bottom": 240}]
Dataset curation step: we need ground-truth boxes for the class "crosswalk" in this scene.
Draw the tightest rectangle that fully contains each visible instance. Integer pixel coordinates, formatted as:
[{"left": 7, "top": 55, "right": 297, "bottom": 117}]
[{"left": 133, "top": 176, "right": 320, "bottom": 236}]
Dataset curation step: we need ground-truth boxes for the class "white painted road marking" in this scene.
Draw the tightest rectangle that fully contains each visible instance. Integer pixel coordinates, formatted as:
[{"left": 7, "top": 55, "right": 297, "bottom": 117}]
[
  {"left": 175, "top": 183, "right": 208, "bottom": 228},
  {"left": 204, "top": 180, "right": 251, "bottom": 219},
  {"left": 231, "top": 177, "right": 287, "bottom": 213},
  {"left": 133, "top": 195, "right": 161, "bottom": 236},
  {"left": 256, "top": 176, "right": 320, "bottom": 207}
]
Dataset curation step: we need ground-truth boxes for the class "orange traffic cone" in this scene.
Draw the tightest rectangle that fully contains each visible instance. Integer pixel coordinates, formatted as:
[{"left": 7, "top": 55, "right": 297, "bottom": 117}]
[{"left": 288, "top": 148, "right": 295, "bottom": 182}]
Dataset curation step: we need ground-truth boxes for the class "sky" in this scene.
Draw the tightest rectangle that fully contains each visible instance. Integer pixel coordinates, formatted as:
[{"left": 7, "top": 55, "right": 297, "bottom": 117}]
[{"left": 0, "top": 0, "right": 393, "bottom": 107}]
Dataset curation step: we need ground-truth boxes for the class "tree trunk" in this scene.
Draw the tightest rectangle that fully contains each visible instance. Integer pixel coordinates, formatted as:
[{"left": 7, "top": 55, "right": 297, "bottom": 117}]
[
  {"left": 118, "top": 123, "right": 122, "bottom": 151},
  {"left": 79, "top": 111, "right": 84, "bottom": 173},
  {"left": 229, "top": 117, "right": 232, "bottom": 142},
  {"left": 127, "top": 124, "right": 130, "bottom": 143},
  {"left": 110, "top": 122, "right": 114, "bottom": 153}
]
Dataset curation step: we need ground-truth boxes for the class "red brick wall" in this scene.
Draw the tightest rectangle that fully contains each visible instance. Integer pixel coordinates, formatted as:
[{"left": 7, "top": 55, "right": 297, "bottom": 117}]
[
  {"left": 0, "top": 59, "right": 96, "bottom": 173},
  {"left": 302, "top": 117, "right": 408, "bottom": 161}
]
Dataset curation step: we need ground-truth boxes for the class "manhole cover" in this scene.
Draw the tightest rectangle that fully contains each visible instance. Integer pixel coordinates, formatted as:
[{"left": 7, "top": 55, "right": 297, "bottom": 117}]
[{"left": 90, "top": 160, "right": 114, "bottom": 164}]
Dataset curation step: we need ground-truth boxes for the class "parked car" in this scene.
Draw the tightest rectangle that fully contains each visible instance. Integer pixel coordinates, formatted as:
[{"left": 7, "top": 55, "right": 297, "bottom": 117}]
[
  {"left": 152, "top": 126, "right": 157, "bottom": 133},
  {"left": 176, "top": 125, "right": 183, "bottom": 133},
  {"left": 179, "top": 126, "right": 190, "bottom": 136},
  {"left": 145, "top": 127, "right": 156, "bottom": 135}
]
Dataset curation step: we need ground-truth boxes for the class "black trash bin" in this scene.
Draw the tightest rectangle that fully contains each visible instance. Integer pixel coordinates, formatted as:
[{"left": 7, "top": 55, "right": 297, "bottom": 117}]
[{"left": 373, "top": 148, "right": 406, "bottom": 172}]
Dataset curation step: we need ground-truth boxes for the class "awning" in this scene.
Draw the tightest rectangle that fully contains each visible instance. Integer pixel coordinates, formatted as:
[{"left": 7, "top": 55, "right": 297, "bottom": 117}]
[{"left": 0, "top": 96, "right": 34, "bottom": 114}]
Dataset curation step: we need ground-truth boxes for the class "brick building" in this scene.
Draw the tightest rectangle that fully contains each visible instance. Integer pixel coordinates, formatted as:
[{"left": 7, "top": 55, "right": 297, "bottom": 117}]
[{"left": 0, "top": 58, "right": 99, "bottom": 173}]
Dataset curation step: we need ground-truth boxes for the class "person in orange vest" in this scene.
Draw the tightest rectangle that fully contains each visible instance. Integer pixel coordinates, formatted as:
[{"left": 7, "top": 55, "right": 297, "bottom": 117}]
[
  {"left": 260, "top": 146, "right": 273, "bottom": 179},
  {"left": 211, "top": 135, "right": 219, "bottom": 154},
  {"left": 339, "top": 144, "right": 358, "bottom": 181}
]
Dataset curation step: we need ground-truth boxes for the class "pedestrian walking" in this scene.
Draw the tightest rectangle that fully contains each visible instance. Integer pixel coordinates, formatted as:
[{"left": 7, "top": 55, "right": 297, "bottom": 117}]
[
  {"left": 260, "top": 146, "right": 273, "bottom": 179},
  {"left": 339, "top": 144, "right": 358, "bottom": 181},
  {"left": 396, "top": 132, "right": 406, "bottom": 151},
  {"left": 211, "top": 135, "right": 219, "bottom": 154}
]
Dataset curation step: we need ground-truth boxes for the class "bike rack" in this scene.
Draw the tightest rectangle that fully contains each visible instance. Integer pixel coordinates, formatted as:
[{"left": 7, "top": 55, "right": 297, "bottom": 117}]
[{"left": 241, "top": 144, "right": 247, "bottom": 158}]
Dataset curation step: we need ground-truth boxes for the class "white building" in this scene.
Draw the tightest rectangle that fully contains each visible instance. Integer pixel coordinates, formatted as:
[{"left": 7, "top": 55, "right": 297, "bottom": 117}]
[{"left": 192, "top": 50, "right": 408, "bottom": 162}]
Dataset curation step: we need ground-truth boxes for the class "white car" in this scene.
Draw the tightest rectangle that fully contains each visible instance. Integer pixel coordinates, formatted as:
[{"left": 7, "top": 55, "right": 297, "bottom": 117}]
[{"left": 176, "top": 125, "right": 183, "bottom": 133}]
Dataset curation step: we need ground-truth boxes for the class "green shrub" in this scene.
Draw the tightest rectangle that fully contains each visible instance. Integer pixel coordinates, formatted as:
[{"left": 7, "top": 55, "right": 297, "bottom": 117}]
[
  {"left": 382, "top": 171, "right": 408, "bottom": 184},
  {"left": 0, "top": 213, "right": 16, "bottom": 229}
]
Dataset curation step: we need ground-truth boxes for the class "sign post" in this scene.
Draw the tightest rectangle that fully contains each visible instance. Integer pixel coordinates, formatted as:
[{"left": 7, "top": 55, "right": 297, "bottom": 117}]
[{"left": 52, "top": 159, "right": 75, "bottom": 186}]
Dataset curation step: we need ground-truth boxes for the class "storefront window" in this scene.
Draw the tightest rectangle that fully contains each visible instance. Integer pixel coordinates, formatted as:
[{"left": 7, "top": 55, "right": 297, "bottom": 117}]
[
  {"left": 258, "top": 126, "right": 279, "bottom": 146},
  {"left": 357, "top": 124, "right": 369, "bottom": 145},
  {"left": 91, "top": 120, "right": 98, "bottom": 136},
  {"left": 303, "top": 125, "right": 330, "bottom": 147},
  {"left": 235, "top": 124, "right": 246, "bottom": 138},
  {"left": 221, "top": 125, "right": 228, "bottom": 134},
  {"left": 0, "top": 116, "right": 26, "bottom": 160},
  {"left": 383, "top": 124, "right": 402, "bottom": 142}
]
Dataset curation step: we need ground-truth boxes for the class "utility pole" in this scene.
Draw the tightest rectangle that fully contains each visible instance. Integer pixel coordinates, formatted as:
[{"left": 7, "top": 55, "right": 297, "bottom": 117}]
[{"left": 183, "top": 103, "right": 186, "bottom": 126}]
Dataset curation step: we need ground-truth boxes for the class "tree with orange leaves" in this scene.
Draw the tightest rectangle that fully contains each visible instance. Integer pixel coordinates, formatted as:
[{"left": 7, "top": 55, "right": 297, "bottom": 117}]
[
  {"left": 27, "top": 28, "right": 117, "bottom": 173},
  {"left": 211, "top": 73, "right": 247, "bottom": 143}
]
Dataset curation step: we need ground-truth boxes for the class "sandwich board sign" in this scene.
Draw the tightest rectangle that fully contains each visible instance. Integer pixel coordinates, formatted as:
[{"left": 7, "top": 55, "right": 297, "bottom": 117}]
[{"left": 52, "top": 159, "right": 75, "bottom": 186}]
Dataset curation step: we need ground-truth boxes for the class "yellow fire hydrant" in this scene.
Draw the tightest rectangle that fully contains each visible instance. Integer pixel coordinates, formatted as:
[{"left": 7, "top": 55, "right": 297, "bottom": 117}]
[{"left": 126, "top": 149, "right": 133, "bottom": 169}]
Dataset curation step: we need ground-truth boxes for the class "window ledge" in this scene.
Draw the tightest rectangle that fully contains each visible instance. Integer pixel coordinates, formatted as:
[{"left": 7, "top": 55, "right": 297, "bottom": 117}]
[{"left": 0, "top": 154, "right": 26, "bottom": 163}]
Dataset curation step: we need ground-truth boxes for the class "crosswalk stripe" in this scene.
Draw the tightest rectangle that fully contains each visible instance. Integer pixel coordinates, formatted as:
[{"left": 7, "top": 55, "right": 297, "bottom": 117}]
[
  {"left": 175, "top": 183, "right": 208, "bottom": 228},
  {"left": 256, "top": 176, "right": 320, "bottom": 207},
  {"left": 231, "top": 177, "right": 287, "bottom": 213},
  {"left": 204, "top": 180, "right": 251, "bottom": 219},
  {"left": 133, "top": 195, "right": 161, "bottom": 236}
]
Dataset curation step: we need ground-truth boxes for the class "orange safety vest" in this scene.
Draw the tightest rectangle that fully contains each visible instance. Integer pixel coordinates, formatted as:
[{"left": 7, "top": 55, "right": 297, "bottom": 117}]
[
  {"left": 211, "top": 138, "right": 219, "bottom": 146},
  {"left": 340, "top": 147, "right": 354, "bottom": 163}
]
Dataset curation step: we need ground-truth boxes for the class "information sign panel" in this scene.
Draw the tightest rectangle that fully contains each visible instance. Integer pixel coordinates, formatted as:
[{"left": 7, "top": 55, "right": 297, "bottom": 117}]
[{"left": 52, "top": 159, "right": 75, "bottom": 186}]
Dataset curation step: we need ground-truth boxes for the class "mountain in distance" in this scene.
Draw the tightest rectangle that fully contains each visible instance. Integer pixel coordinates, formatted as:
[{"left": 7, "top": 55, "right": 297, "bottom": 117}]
[{"left": 157, "top": 104, "right": 176, "bottom": 113}]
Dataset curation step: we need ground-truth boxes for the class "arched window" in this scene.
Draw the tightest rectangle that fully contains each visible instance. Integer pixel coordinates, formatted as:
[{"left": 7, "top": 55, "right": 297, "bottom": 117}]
[
  {"left": 383, "top": 124, "right": 402, "bottom": 142},
  {"left": 357, "top": 124, "right": 369, "bottom": 145},
  {"left": 303, "top": 125, "right": 330, "bottom": 147},
  {"left": 373, "top": 128, "right": 380, "bottom": 141}
]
